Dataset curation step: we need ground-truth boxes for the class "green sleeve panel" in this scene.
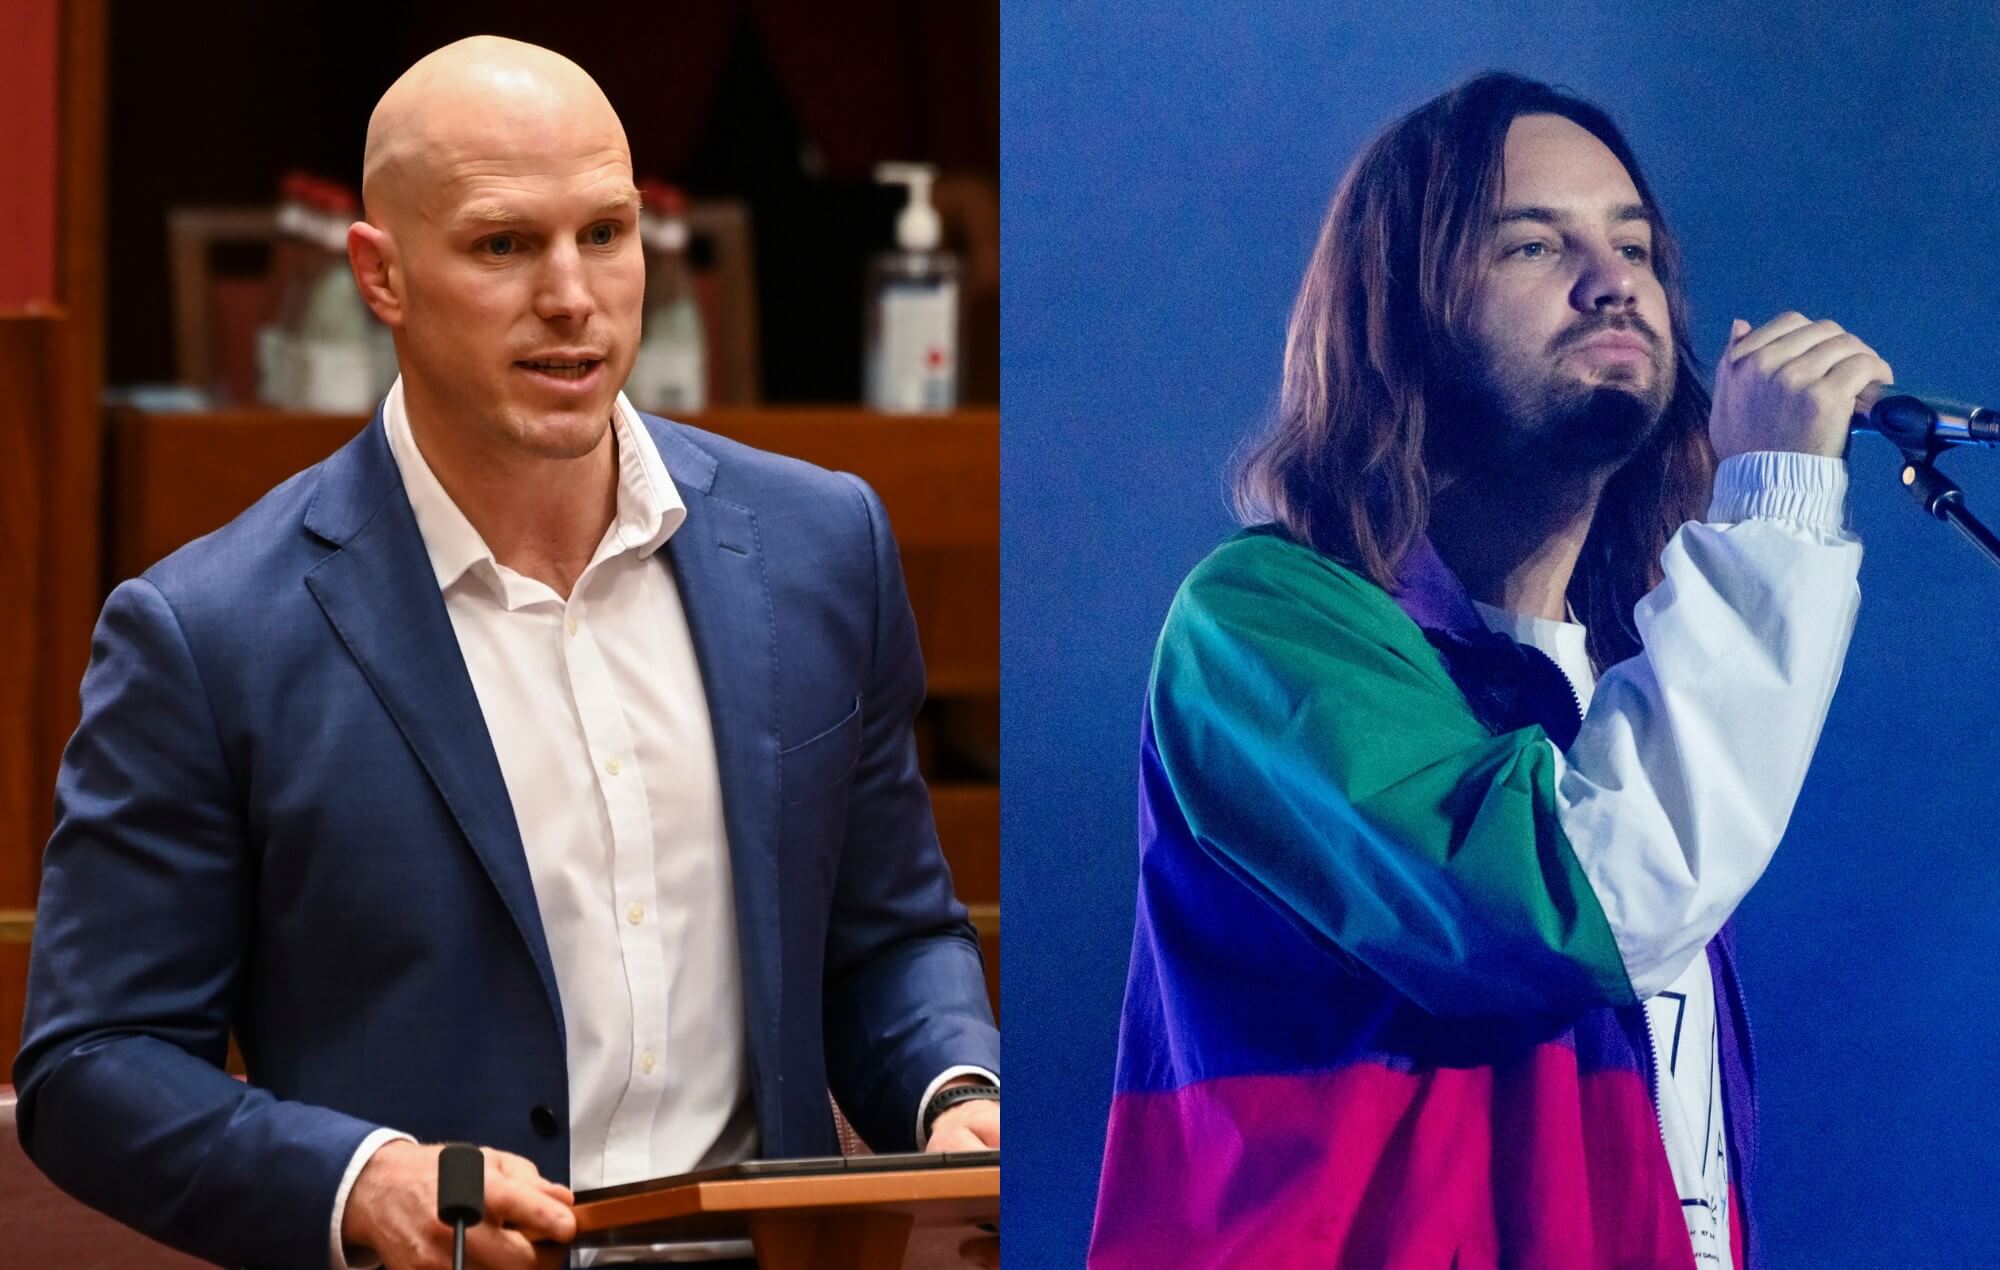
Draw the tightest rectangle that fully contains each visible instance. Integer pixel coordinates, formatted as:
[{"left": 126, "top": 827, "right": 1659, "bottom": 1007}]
[{"left": 1149, "top": 532, "right": 1638, "bottom": 1017}]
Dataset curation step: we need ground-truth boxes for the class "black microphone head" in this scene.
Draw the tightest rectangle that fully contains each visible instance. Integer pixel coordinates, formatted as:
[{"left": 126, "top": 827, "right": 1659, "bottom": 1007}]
[
  {"left": 437, "top": 1143, "right": 486, "bottom": 1227},
  {"left": 1863, "top": 391, "right": 1942, "bottom": 453}
]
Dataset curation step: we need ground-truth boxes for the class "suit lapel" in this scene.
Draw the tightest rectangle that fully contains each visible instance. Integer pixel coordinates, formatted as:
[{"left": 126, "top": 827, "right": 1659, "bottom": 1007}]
[
  {"left": 301, "top": 414, "right": 565, "bottom": 1041},
  {"left": 647, "top": 417, "right": 787, "bottom": 1142},
  {"left": 295, "top": 411, "right": 783, "bottom": 1120}
]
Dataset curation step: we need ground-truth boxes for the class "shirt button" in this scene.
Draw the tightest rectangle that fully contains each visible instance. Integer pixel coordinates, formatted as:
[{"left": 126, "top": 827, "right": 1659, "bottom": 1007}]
[
  {"left": 627, "top": 904, "right": 645, "bottom": 925},
  {"left": 641, "top": 1050, "right": 656, "bottom": 1074},
  {"left": 604, "top": 754, "right": 622, "bottom": 776},
  {"left": 565, "top": 615, "right": 579, "bottom": 636}
]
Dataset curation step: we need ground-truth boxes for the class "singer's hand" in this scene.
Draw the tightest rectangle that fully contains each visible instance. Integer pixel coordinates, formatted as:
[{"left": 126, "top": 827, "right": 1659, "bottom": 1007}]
[
  {"left": 343, "top": 1140, "right": 576, "bottom": 1270},
  {"left": 1712, "top": 311, "right": 1893, "bottom": 461}
]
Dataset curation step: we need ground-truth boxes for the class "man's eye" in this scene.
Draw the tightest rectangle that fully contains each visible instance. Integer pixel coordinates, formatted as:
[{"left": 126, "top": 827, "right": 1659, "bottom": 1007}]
[
  {"left": 486, "top": 235, "right": 516, "bottom": 257},
  {"left": 589, "top": 224, "right": 618, "bottom": 246},
  {"left": 1510, "top": 241, "right": 1550, "bottom": 259},
  {"left": 1619, "top": 243, "right": 1652, "bottom": 263}
]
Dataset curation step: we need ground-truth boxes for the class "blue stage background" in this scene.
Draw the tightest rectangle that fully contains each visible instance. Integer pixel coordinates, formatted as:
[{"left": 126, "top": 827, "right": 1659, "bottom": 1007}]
[{"left": 1001, "top": 4, "right": 2000, "bottom": 1265}]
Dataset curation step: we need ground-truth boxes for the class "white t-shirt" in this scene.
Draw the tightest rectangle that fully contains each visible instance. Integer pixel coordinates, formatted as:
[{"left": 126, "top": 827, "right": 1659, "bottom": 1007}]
[{"left": 1474, "top": 600, "right": 1733, "bottom": 1269}]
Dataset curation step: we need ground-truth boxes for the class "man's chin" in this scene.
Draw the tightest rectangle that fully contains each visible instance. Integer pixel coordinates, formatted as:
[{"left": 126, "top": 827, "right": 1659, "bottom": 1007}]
[
  {"left": 1496, "top": 380, "right": 1664, "bottom": 480},
  {"left": 1536, "top": 382, "right": 1667, "bottom": 473},
  {"left": 505, "top": 401, "right": 617, "bottom": 462},
  {"left": 1440, "top": 356, "right": 1670, "bottom": 478}
]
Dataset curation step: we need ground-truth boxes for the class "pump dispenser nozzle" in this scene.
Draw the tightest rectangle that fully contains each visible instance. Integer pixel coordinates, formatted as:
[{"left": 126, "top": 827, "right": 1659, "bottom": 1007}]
[{"left": 875, "top": 162, "right": 941, "bottom": 252}]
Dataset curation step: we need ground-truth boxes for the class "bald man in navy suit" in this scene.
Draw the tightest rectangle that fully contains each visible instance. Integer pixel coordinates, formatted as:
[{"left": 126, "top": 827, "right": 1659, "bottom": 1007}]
[{"left": 16, "top": 36, "right": 998, "bottom": 1270}]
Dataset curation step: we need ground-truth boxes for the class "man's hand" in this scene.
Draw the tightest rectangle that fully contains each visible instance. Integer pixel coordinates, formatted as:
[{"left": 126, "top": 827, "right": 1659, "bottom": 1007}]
[
  {"left": 1712, "top": 312, "right": 1893, "bottom": 462},
  {"left": 923, "top": 1087, "right": 999, "bottom": 1153},
  {"left": 342, "top": 1140, "right": 576, "bottom": 1270}
]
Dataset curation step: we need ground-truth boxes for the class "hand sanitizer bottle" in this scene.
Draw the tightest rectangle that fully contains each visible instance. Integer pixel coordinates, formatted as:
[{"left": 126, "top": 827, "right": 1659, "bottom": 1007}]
[
  {"left": 629, "top": 180, "right": 708, "bottom": 415},
  {"left": 291, "top": 180, "right": 389, "bottom": 413},
  {"left": 257, "top": 172, "right": 314, "bottom": 406},
  {"left": 865, "top": 163, "right": 959, "bottom": 413}
]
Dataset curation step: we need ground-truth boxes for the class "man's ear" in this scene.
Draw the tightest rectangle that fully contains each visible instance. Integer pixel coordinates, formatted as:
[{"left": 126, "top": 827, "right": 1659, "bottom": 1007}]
[{"left": 348, "top": 221, "right": 404, "bottom": 326}]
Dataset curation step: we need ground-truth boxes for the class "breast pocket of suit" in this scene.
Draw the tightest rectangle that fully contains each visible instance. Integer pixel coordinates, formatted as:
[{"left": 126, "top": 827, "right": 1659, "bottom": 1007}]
[{"left": 779, "top": 693, "right": 864, "bottom": 808}]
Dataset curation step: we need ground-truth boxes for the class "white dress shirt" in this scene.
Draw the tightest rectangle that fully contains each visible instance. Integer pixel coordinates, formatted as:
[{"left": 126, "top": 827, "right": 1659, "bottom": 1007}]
[
  {"left": 328, "top": 382, "right": 990, "bottom": 1268},
  {"left": 1467, "top": 450, "right": 1861, "bottom": 1269}
]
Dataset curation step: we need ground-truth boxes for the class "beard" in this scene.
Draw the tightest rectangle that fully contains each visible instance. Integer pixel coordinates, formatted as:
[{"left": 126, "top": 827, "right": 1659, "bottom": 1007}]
[{"left": 1437, "top": 320, "right": 1673, "bottom": 479}]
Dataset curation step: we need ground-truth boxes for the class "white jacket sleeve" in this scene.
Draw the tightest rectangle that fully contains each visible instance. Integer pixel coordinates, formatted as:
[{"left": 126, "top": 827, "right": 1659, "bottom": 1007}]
[{"left": 1554, "top": 451, "right": 1862, "bottom": 998}]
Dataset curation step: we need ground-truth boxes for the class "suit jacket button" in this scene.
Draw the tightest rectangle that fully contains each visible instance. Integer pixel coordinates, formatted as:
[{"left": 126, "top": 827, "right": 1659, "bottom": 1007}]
[{"left": 530, "top": 1105, "right": 560, "bottom": 1139}]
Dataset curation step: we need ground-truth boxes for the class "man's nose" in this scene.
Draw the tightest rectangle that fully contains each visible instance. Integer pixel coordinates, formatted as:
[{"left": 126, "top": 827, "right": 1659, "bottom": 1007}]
[
  {"left": 534, "top": 242, "right": 595, "bottom": 323},
  {"left": 1574, "top": 242, "right": 1639, "bottom": 312}
]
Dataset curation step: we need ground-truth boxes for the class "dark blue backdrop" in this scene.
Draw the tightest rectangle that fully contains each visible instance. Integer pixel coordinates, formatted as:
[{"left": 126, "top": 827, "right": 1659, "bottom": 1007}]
[{"left": 1002, "top": 3, "right": 2000, "bottom": 1265}]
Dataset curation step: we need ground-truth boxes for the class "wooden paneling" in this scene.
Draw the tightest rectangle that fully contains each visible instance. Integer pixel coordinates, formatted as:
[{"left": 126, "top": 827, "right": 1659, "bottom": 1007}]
[
  {"left": 0, "top": 322, "right": 48, "bottom": 927},
  {"left": 110, "top": 407, "right": 997, "bottom": 563},
  {"left": 976, "top": 925, "right": 999, "bottom": 1025},
  {"left": 903, "top": 550, "right": 999, "bottom": 698},
  {"left": 0, "top": 329, "right": 46, "bottom": 1060},
  {"left": 931, "top": 784, "right": 997, "bottom": 901},
  {"left": 0, "top": 0, "right": 105, "bottom": 1076},
  {"left": 935, "top": 785, "right": 999, "bottom": 1015},
  {"left": 37, "top": 0, "right": 109, "bottom": 857},
  {"left": 107, "top": 407, "right": 1000, "bottom": 702},
  {"left": 0, "top": 0, "right": 60, "bottom": 311}
]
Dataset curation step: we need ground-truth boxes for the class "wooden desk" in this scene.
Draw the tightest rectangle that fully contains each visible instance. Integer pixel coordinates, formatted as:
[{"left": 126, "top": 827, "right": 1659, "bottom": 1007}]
[{"left": 551, "top": 1159, "right": 999, "bottom": 1270}]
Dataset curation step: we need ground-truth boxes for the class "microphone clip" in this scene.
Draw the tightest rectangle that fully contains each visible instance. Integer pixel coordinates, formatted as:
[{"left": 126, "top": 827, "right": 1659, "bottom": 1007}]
[{"left": 1892, "top": 450, "right": 2000, "bottom": 571}]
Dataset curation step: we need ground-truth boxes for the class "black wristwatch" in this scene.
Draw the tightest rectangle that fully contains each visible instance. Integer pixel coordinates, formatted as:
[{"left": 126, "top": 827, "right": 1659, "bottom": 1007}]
[{"left": 922, "top": 1081, "right": 1001, "bottom": 1142}]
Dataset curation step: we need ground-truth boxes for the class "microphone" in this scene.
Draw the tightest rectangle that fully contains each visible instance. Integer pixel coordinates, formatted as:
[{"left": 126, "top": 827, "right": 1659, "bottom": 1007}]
[
  {"left": 437, "top": 1144, "right": 485, "bottom": 1270},
  {"left": 1852, "top": 383, "right": 2000, "bottom": 450}
]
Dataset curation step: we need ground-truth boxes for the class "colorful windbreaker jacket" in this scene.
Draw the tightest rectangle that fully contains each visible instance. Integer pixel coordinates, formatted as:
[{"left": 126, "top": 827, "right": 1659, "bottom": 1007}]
[{"left": 1090, "top": 528, "right": 1759, "bottom": 1270}]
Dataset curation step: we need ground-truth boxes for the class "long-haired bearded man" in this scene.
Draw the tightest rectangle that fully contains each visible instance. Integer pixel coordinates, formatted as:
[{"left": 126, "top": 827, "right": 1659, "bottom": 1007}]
[{"left": 1090, "top": 72, "right": 1888, "bottom": 1270}]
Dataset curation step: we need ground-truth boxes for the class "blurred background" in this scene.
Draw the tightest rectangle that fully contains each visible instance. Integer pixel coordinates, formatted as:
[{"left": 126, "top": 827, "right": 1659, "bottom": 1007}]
[
  {"left": 102, "top": 1, "right": 997, "bottom": 408},
  {"left": 0, "top": 0, "right": 997, "bottom": 1171},
  {"left": 1004, "top": 3, "right": 2000, "bottom": 1266}
]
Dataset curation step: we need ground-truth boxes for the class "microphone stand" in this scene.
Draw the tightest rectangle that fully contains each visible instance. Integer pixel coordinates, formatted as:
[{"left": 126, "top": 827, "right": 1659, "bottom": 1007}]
[
  {"left": 437, "top": 1144, "right": 486, "bottom": 1270},
  {"left": 1861, "top": 393, "right": 2000, "bottom": 571},
  {"left": 1896, "top": 455, "right": 2000, "bottom": 569}
]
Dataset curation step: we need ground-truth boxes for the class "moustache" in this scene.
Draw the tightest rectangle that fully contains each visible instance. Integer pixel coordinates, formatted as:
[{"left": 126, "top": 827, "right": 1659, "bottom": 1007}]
[{"left": 1548, "top": 316, "right": 1663, "bottom": 357}]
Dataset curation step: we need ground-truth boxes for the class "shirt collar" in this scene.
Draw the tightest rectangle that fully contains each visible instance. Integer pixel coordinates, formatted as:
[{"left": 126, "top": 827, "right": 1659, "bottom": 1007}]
[
  {"left": 1392, "top": 534, "right": 1589, "bottom": 642},
  {"left": 1470, "top": 598, "right": 1593, "bottom": 670},
  {"left": 383, "top": 377, "right": 686, "bottom": 593},
  {"left": 1389, "top": 534, "right": 1588, "bottom": 748},
  {"left": 605, "top": 390, "right": 686, "bottom": 560},
  {"left": 1388, "top": 536, "right": 1488, "bottom": 638}
]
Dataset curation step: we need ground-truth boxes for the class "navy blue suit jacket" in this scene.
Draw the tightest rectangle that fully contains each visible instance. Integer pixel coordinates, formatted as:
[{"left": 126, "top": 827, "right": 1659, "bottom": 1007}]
[{"left": 14, "top": 408, "right": 999, "bottom": 1268}]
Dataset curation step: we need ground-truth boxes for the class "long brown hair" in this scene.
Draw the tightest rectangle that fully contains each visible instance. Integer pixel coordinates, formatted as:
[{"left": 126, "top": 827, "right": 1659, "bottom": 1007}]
[{"left": 1231, "top": 72, "right": 1716, "bottom": 669}]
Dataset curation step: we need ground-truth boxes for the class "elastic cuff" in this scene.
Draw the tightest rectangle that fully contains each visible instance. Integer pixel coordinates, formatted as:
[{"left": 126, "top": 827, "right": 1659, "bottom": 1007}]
[{"left": 1707, "top": 451, "right": 1850, "bottom": 530}]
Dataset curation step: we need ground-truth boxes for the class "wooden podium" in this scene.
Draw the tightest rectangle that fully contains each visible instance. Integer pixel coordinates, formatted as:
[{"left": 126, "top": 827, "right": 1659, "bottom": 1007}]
[{"left": 534, "top": 1153, "right": 999, "bottom": 1270}]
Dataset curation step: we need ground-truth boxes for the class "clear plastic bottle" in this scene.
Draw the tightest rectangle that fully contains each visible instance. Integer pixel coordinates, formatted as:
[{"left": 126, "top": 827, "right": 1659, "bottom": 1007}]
[
  {"left": 628, "top": 180, "right": 708, "bottom": 415},
  {"left": 864, "top": 162, "right": 959, "bottom": 414},
  {"left": 257, "top": 172, "right": 315, "bottom": 406},
  {"left": 287, "top": 180, "right": 389, "bottom": 413}
]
